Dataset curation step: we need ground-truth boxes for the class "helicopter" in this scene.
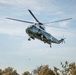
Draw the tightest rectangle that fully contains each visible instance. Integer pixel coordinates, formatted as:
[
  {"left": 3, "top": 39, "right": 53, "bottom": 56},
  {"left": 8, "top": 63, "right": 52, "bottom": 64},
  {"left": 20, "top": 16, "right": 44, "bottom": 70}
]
[{"left": 6, "top": 9, "right": 72, "bottom": 47}]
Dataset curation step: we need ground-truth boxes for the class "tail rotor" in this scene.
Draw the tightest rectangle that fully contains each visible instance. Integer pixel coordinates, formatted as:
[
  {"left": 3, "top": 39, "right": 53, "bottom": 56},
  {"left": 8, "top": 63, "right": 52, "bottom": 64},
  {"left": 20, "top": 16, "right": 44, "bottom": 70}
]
[{"left": 61, "top": 35, "right": 66, "bottom": 44}]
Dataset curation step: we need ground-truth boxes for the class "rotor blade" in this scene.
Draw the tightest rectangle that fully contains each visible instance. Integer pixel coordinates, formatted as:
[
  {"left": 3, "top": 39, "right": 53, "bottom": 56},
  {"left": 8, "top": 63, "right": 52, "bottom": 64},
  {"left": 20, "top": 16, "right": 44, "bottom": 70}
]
[
  {"left": 44, "top": 18, "right": 72, "bottom": 24},
  {"left": 45, "top": 25, "right": 66, "bottom": 29},
  {"left": 6, "top": 17, "right": 35, "bottom": 24},
  {"left": 28, "top": 9, "right": 40, "bottom": 23}
]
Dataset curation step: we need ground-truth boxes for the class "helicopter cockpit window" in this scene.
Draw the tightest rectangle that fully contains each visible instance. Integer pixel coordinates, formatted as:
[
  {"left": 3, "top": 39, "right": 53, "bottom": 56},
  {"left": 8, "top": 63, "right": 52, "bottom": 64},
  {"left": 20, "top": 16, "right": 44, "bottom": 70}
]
[
  {"left": 27, "top": 25, "right": 33, "bottom": 28},
  {"left": 31, "top": 25, "right": 39, "bottom": 33}
]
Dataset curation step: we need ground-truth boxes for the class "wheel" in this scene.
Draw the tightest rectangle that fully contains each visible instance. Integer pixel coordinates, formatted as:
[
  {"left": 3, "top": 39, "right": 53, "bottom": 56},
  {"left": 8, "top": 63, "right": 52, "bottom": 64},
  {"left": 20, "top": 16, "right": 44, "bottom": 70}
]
[
  {"left": 28, "top": 38, "right": 31, "bottom": 41},
  {"left": 41, "top": 35, "right": 43, "bottom": 40},
  {"left": 50, "top": 45, "right": 52, "bottom": 48},
  {"left": 50, "top": 43, "right": 52, "bottom": 48}
]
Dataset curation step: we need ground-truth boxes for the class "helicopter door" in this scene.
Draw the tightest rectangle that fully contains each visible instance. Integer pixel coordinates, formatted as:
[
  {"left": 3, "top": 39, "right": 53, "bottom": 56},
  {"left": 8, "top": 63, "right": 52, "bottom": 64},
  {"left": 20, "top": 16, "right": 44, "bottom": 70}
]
[{"left": 37, "top": 29, "right": 46, "bottom": 40}]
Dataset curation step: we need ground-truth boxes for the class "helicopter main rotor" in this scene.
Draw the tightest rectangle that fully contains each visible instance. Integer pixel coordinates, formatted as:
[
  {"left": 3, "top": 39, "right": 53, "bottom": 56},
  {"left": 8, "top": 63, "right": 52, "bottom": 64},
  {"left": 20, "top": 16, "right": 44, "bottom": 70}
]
[
  {"left": 6, "top": 9, "right": 72, "bottom": 28},
  {"left": 28, "top": 9, "right": 43, "bottom": 25}
]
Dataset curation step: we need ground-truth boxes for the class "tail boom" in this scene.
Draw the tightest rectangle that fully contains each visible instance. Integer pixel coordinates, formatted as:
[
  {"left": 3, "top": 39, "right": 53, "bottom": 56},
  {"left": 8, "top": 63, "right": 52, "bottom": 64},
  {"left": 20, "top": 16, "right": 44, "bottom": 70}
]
[{"left": 57, "top": 38, "right": 65, "bottom": 44}]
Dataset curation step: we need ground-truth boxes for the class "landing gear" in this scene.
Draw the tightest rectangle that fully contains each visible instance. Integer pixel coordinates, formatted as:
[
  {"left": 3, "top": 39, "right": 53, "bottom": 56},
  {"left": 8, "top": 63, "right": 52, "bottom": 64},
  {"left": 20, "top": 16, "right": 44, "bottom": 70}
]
[
  {"left": 41, "top": 35, "right": 43, "bottom": 40},
  {"left": 28, "top": 36, "right": 35, "bottom": 41},
  {"left": 28, "top": 38, "right": 31, "bottom": 41},
  {"left": 50, "top": 45, "right": 52, "bottom": 48},
  {"left": 50, "top": 43, "right": 52, "bottom": 48},
  {"left": 31, "top": 36, "right": 35, "bottom": 40}
]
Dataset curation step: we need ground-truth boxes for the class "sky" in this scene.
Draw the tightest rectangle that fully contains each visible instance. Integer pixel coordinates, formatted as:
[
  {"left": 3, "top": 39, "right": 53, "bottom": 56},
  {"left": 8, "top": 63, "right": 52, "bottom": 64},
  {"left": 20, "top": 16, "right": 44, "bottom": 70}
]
[{"left": 0, "top": 0, "right": 76, "bottom": 74}]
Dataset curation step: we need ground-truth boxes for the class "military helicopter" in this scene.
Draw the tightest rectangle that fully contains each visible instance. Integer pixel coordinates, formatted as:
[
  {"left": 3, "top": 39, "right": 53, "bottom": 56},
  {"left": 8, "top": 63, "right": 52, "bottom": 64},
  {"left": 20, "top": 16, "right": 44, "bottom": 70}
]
[{"left": 6, "top": 9, "right": 72, "bottom": 47}]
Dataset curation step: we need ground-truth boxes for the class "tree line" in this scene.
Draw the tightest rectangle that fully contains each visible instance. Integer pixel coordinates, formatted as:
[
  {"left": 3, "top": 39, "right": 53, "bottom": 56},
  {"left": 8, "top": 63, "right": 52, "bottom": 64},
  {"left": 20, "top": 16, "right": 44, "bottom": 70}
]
[{"left": 0, "top": 61, "right": 76, "bottom": 75}]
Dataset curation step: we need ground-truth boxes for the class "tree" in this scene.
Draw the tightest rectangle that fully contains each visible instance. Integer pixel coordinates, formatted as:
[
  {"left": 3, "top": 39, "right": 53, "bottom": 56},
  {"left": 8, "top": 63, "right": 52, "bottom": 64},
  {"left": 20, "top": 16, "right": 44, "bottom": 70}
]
[
  {"left": 33, "top": 65, "right": 55, "bottom": 75},
  {"left": 38, "top": 65, "right": 55, "bottom": 75},
  {"left": 53, "top": 67, "right": 59, "bottom": 75},
  {"left": 0, "top": 69, "right": 2, "bottom": 75},
  {"left": 32, "top": 65, "right": 43, "bottom": 75},
  {"left": 69, "top": 62, "right": 76, "bottom": 75},
  {"left": 59, "top": 61, "right": 76, "bottom": 75},
  {"left": 22, "top": 71, "right": 31, "bottom": 75},
  {"left": 2, "top": 67, "right": 19, "bottom": 75}
]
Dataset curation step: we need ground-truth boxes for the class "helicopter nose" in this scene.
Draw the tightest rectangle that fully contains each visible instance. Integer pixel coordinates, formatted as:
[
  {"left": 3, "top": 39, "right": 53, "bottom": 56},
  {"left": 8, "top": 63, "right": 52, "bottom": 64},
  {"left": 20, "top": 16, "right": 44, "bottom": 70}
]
[
  {"left": 26, "top": 28, "right": 29, "bottom": 33},
  {"left": 26, "top": 28, "right": 32, "bottom": 34}
]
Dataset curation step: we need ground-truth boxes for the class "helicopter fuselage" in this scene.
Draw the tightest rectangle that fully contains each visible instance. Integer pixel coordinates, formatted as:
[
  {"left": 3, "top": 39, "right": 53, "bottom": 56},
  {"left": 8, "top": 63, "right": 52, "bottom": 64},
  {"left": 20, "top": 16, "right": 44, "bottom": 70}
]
[
  {"left": 26, "top": 25, "right": 64, "bottom": 46},
  {"left": 6, "top": 9, "right": 67, "bottom": 47}
]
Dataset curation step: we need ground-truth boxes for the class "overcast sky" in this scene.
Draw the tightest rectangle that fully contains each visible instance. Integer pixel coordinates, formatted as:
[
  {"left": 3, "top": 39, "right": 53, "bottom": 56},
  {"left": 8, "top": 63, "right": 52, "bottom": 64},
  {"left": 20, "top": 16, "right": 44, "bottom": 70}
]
[{"left": 0, "top": 0, "right": 76, "bottom": 74}]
